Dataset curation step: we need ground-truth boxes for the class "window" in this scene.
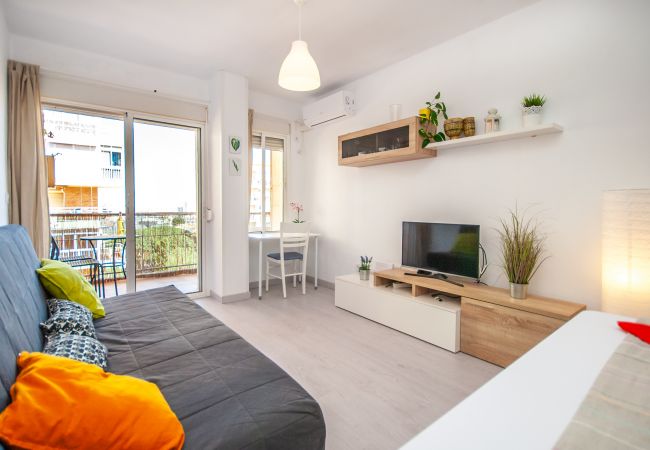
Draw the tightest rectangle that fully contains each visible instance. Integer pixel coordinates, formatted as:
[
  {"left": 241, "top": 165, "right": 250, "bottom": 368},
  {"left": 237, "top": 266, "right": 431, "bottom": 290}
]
[
  {"left": 101, "top": 145, "right": 123, "bottom": 167},
  {"left": 249, "top": 132, "right": 285, "bottom": 232}
]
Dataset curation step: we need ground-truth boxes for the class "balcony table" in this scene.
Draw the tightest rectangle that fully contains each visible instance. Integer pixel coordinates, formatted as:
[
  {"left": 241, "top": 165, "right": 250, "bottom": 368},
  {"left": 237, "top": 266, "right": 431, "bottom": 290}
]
[
  {"left": 249, "top": 231, "right": 321, "bottom": 299},
  {"left": 80, "top": 235, "right": 132, "bottom": 297}
]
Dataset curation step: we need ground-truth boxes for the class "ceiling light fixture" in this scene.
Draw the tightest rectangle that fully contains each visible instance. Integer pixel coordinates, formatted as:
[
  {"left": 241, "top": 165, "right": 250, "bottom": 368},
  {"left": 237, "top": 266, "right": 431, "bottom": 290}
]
[{"left": 278, "top": 0, "right": 320, "bottom": 92}]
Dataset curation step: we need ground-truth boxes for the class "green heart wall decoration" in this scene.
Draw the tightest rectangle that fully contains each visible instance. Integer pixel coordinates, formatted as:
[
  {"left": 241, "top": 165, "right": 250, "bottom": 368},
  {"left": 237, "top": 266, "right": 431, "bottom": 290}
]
[{"left": 230, "top": 136, "right": 241, "bottom": 153}]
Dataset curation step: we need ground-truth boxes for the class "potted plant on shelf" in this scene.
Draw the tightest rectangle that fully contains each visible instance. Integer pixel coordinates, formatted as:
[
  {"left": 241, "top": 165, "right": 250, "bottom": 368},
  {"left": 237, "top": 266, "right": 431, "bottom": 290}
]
[
  {"left": 290, "top": 201, "right": 305, "bottom": 223},
  {"left": 418, "top": 92, "right": 448, "bottom": 148},
  {"left": 358, "top": 256, "right": 373, "bottom": 281},
  {"left": 521, "top": 93, "right": 547, "bottom": 127},
  {"left": 498, "top": 209, "right": 548, "bottom": 299}
]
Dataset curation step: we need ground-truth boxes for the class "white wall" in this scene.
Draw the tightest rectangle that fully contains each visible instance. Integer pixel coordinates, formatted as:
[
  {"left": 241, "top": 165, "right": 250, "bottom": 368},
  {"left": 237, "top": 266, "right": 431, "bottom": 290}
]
[
  {"left": 300, "top": 0, "right": 650, "bottom": 310},
  {"left": 11, "top": 35, "right": 208, "bottom": 102},
  {"left": 206, "top": 71, "right": 250, "bottom": 300},
  {"left": 0, "top": 6, "right": 8, "bottom": 225}
]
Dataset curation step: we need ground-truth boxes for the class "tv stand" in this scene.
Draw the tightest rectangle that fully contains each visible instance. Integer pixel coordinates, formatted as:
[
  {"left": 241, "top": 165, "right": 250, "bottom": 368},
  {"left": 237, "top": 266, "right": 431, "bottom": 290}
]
[
  {"left": 335, "top": 268, "right": 587, "bottom": 367},
  {"left": 404, "top": 271, "right": 465, "bottom": 287}
]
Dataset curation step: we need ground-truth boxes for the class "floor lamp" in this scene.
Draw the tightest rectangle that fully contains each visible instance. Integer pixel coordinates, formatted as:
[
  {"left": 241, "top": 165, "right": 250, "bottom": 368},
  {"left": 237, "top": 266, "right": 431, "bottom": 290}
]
[{"left": 602, "top": 189, "right": 650, "bottom": 317}]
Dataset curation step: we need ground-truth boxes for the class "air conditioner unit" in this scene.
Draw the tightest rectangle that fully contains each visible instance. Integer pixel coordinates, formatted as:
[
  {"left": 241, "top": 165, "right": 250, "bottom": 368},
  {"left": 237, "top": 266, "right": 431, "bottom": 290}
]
[{"left": 303, "top": 90, "right": 355, "bottom": 128}]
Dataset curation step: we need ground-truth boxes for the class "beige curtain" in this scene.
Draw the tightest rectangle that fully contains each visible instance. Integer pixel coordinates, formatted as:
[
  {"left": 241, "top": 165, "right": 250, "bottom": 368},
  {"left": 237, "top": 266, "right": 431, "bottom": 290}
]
[
  {"left": 248, "top": 109, "right": 254, "bottom": 205},
  {"left": 8, "top": 60, "right": 50, "bottom": 257}
]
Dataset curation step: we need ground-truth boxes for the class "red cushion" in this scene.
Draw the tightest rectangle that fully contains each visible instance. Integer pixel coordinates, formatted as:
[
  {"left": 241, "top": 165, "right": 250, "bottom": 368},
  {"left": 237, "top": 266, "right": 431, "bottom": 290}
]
[{"left": 618, "top": 321, "right": 650, "bottom": 344}]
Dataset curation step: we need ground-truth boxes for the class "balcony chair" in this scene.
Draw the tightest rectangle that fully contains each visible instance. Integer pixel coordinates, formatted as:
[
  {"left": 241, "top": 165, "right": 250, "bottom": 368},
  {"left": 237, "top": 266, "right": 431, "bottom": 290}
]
[
  {"left": 49, "top": 236, "right": 105, "bottom": 298},
  {"left": 265, "top": 222, "right": 310, "bottom": 299},
  {"left": 96, "top": 239, "right": 127, "bottom": 297}
]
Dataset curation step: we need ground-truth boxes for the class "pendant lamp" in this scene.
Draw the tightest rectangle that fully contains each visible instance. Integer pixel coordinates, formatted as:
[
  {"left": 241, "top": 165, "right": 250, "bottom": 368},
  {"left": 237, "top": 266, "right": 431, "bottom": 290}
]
[{"left": 278, "top": 0, "right": 320, "bottom": 92}]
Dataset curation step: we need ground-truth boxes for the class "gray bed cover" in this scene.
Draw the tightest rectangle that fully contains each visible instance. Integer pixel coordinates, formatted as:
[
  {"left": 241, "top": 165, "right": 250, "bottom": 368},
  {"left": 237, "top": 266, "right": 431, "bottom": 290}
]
[{"left": 94, "top": 286, "right": 326, "bottom": 450}]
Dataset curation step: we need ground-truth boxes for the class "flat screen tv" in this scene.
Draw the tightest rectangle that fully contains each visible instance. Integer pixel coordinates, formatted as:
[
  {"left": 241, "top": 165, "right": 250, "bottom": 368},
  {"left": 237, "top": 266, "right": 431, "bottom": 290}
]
[{"left": 402, "top": 222, "right": 480, "bottom": 279}]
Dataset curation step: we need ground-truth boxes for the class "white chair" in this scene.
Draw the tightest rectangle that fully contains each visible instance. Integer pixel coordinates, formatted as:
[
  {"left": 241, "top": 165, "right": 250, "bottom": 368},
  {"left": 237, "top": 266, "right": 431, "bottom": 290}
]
[{"left": 266, "top": 222, "right": 310, "bottom": 298}]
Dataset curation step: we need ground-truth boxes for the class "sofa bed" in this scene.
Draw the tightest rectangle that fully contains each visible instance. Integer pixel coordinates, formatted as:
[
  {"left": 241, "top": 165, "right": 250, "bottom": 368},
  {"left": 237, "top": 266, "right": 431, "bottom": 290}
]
[{"left": 0, "top": 224, "right": 326, "bottom": 449}]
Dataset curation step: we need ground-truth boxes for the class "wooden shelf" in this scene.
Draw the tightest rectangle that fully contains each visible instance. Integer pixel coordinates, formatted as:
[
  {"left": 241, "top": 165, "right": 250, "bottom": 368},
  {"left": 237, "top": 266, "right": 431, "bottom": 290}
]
[
  {"left": 372, "top": 268, "right": 584, "bottom": 321},
  {"left": 338, "top": 116, "right": 436, "bottom": 167},
  {"left": 425, "top": 123, "right": 563, "bottom": 151}
]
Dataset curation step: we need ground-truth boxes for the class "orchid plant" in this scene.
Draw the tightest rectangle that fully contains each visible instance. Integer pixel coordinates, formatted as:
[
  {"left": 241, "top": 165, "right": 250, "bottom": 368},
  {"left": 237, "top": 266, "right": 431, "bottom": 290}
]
[{"left": 290, "top": 201, "right": 305, "bottom": 223}]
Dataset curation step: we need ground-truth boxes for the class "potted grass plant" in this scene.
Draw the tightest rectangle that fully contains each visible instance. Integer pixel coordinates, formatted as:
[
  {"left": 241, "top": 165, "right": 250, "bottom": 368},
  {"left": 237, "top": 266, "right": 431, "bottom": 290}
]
[
  {"left": 358, "top": 256, "right": 373, "bottom": 281},
  {"left": 498, "top": 209, "right": 548, "bottom": 299},
  {"left": 521, "top": 93, "right": 547, "bottom": 127}
]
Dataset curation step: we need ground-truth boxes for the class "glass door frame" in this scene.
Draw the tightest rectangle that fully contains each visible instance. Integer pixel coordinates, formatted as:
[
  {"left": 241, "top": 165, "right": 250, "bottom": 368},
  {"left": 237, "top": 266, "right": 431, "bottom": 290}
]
[
  {"left": 126, "top": 113, "right": 205, "bottom": 297},
  {"left": 43, "top": 99, "right": 207, "bottom": 298}
]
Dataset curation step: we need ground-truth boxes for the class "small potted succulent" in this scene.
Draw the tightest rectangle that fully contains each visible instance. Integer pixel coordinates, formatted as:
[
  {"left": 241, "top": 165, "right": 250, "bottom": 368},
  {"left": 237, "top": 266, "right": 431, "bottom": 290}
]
[
  {"left": 521, "top": 93, "right": 547, "bottom": 128},
  {"left": 498, "top": 209, "right": 548, "bottom": 299},
  {"left": 418, "top": 92, "right": 448, "bottom": 148},
  {"left": 358, "top": 256, "right": 373, "bottom": 281}
]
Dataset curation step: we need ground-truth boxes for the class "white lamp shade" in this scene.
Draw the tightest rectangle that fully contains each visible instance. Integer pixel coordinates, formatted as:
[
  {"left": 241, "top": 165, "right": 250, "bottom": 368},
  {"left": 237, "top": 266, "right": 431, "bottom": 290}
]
[
  {"left": 602, "top": 189, "right": 650, "bottom": 317},
  {"left": 278, "top": 40, "right": 320, "bottom": 92}
]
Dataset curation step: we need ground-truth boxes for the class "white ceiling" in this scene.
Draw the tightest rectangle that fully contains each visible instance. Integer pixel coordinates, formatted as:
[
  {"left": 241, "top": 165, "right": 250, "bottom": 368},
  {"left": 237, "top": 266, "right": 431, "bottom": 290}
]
[{"left": 4, "top": 0, "right": 539, "bottom": 100}]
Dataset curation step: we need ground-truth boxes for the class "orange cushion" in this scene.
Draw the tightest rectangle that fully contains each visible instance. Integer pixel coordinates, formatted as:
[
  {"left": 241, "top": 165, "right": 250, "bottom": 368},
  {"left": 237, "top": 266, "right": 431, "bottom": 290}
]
[{"left": 0, "top": 352, "right": 185, "bottom": 450}]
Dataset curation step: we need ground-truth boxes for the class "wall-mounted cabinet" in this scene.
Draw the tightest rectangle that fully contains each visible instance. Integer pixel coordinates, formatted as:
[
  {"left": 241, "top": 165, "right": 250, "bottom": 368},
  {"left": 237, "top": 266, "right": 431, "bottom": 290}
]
[{"left": 338, "top": 116, "right": 436, "bottom": 167}]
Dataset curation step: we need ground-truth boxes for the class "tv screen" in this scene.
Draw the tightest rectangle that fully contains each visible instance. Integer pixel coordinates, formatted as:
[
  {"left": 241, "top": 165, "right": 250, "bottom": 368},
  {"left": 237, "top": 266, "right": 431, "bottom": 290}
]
[{"left": 402, "top": 222, "right": 480, "bottom": 279}]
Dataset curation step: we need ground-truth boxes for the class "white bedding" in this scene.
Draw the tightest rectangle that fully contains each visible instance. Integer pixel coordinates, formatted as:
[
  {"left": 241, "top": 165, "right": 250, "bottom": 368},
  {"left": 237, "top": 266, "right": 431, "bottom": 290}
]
[{"left": 401, "top": 310, "right": 633, "bottom": 450}]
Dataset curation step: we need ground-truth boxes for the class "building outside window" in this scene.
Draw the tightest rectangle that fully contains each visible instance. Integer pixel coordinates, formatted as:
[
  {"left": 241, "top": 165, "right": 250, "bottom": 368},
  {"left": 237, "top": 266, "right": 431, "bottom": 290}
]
[{"left": 249, "top": 132, "right": 285, "bottom": 232}]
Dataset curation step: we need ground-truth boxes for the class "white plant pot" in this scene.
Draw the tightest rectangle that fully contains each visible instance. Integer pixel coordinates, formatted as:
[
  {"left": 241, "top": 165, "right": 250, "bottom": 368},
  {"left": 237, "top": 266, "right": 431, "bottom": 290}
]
[{"left": 522, "top": 106, "right": 543, "bottom": 128}]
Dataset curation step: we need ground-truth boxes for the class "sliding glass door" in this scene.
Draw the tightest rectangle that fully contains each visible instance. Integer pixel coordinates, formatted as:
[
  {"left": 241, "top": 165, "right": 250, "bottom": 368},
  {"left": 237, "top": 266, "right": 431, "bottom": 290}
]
[
  {"left": 44, "top": 105, "right": 203, "bottom": 297},
  {"left": 132, "top": 119, "right": 201, "bottom": 294}
]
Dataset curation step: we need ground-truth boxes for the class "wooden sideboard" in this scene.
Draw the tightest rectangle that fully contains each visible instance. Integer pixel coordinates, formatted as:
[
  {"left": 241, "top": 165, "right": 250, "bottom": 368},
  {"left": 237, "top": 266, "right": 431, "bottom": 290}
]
[{"left": 372, "top": 269, "right": 586, "bottom": 367}]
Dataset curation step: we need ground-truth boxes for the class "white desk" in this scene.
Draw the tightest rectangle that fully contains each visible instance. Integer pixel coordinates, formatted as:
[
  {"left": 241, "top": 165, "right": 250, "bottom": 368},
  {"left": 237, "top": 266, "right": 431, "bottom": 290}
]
[{"left": 249, "top": 232, "right": 321, "bottom": 299}]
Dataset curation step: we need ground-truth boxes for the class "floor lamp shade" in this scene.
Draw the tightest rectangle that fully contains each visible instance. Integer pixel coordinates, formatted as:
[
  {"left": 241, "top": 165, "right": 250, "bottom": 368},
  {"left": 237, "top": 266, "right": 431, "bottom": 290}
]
[{"left": 602, "top": 189, "right": 650, "bottom": 317}]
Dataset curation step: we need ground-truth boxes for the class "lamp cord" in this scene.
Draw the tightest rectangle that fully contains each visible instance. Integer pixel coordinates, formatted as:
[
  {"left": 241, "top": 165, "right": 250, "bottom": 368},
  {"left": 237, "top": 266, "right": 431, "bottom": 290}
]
[{"left": 298, "top": 2, "right": 302, "bottom": 40}]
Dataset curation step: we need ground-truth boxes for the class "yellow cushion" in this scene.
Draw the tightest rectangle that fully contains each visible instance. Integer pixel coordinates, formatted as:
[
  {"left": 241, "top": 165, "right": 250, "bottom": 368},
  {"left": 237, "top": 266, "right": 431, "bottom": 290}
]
[
  {"left": 0, "top": 352, "right": 185, "bottom": 450},
  {"left": 36, "top": 259, "right": 105, "bottom": 318}
]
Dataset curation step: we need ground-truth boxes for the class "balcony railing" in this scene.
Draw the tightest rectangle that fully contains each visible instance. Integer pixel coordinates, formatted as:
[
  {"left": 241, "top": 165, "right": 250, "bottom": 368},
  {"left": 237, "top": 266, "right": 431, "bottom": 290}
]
[
  {"left": 101, "top": 167, "right": 122, "bottom": 180},
  {"left": 50, "top": 212, "right": 198, "bottom": 278}
]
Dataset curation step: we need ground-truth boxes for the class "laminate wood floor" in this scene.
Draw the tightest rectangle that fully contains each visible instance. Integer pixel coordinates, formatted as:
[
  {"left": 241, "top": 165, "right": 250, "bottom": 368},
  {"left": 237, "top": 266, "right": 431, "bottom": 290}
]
[{"left": 196, "top": 284, "right": 501, "bottom": 450}]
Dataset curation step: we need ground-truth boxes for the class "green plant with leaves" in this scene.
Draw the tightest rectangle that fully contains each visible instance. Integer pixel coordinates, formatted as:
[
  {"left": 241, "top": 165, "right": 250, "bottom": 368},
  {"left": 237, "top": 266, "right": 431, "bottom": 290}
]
[
  {"left": 359, "top": 256, "right": 373, "bottom": 271},
  {"left": 171, "top": 215, "right": 186, "bottom": 227},
  {"left": 521, "top": 94, "right": 547, "bottom": 108},
  {"left": 418, "top": 92, "right": 448, "bottom": 148},
  {"left": 498, "top": 208, "right": 548, "bottom": 285}
]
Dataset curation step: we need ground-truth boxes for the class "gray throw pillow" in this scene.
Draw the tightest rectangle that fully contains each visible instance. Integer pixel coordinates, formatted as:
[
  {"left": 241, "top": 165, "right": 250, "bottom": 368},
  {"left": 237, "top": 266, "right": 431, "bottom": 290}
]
[
  {"left": 41, "top": 298, "right": 96, "bottom": 338},
  {"left": 43, "top": 334, "right": 108, "bottom": 370}
]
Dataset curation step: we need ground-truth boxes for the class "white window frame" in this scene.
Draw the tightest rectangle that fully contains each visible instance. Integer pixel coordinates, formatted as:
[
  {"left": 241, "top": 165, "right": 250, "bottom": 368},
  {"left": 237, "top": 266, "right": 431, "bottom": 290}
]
[{"left": 250, "top": 130, "right": 288, "bottom": 232}]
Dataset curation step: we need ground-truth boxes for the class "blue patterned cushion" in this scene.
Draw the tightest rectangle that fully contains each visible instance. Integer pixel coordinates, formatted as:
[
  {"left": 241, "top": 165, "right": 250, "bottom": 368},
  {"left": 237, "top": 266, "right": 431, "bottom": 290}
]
[
  {"left": 43, "top": 334, "right": 108, "bottom": 370},
  {"left": 40, "top": 299, "right": 96, "bottom": 338},
  {"left": 45, "top": 298, "right": 90, "bottom": 316}
]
